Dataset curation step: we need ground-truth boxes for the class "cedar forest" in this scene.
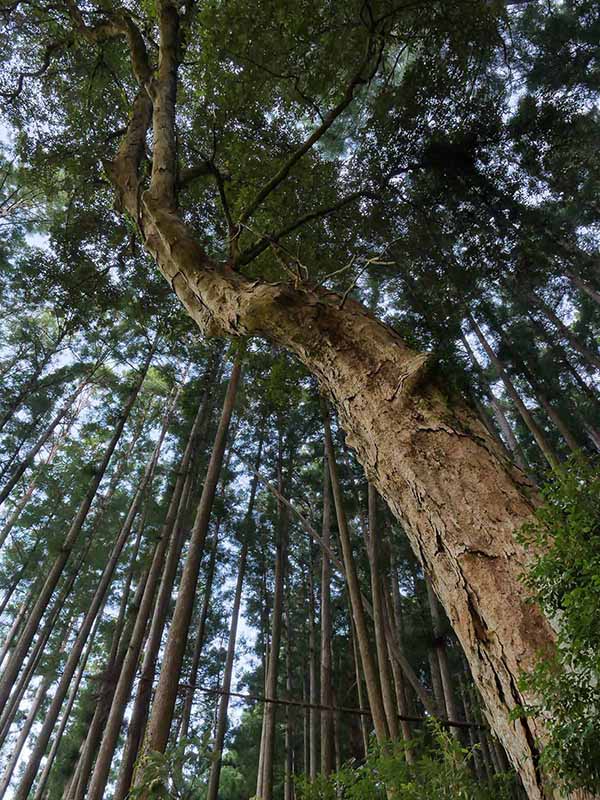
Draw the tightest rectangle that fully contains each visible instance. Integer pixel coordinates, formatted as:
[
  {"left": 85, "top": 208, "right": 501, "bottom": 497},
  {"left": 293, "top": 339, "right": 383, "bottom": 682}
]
[{"left": 0, "top": 0, "right": 599, "bottom": 798}]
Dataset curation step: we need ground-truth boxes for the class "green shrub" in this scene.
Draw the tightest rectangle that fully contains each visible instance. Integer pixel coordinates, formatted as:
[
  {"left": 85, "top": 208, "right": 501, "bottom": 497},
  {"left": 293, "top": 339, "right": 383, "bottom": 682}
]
[
  {"left": 296, "top": 723, "right": 516, "bottom": 800},
  {"left": 517, "top": 455, "right": 600, "bottom": 793}
]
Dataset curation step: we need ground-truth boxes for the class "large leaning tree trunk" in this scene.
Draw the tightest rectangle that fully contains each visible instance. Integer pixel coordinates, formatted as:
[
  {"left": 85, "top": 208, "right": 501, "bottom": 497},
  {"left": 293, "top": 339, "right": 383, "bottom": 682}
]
[{"left": 69, "top": 5, "right": 555, "bottom": 797}]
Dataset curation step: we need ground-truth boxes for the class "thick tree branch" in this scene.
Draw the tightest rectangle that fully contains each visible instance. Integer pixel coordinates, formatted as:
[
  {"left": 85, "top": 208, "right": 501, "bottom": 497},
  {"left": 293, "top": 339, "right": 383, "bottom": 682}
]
[{"left": 147, "top": 0, "right": 180, "bottom": 208}]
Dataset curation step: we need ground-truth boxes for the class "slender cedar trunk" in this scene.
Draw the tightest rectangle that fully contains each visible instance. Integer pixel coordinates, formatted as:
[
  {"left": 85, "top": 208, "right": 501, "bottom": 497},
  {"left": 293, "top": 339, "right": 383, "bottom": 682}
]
[
  {"left": 428, "top": 647, "right": 446, "bottom": 718},
  {"left": 0, "top": 554, "right": 84, "bottom": 747},
  {"left": 322, "top": 402, "right": 388, "bottom": 744},
  {"left": 303, "top": 675, "right": 310, "bottom": 774},
  {"left": 425, "top": 575, "right": 460, "bottom": 737},
  {"left": 135, "top": 356, "right": 241, "bottom": 784},
  {"left": 467, "top": 315, "right": 559, "bottom": 469},
  {"left": 68, "top": 530, "right": 154, "bottom": 800},
  {"left": 350, "top": 615, "right": 370, "bottom": 757},
  {"left": 459, "top": 677, "right": 486, "bottom": 782},
  {"left": 367, "top": 484, "right": 399, "bottom": 741},
  {"left": 0, "top": 617, "right": 74, "bottom": 795},
  {"left": 0, "top": 337, "right": 63, "bottom": 433},
  {"left": 13, "top": 439, "right": 156, "bottom": 800},
  {"left": 332, "top": 685, "right": 342, "bottom": 773},
  {"left": 386, "top": 632, "right": 413, "bottom": 760},
  {"left": 115, "top": 83, "right": 560, "bottom": 791},
  {"left": 565, "top": 270, "right": 600, "bottom": 307},
  {"left": 31, "top": 592, "right": 107, "bottom": 800},
  {"left": 206, "top": 434, "right": 263, "bottom": 800},
  {"left": 0, "top": 589, "right": 31, "bottom": 664},
  {"left": 256, "top": 439, "right": 289, "bottom": 800},
  {"left": 0, "top": 673, "right": 53, "bottom": 796},
  {"left": 113, "top": 478, "right": 193, "bottom": 797},
  {"left": 320, "top": 445, "right": 334, "bottom": 777},
  {"left": 176, "top": 415, "right": 243, "bottom": 742},
  {"left": 177, "top": 418, "right": 237, "bottom": 740},
  {"left": 509, "top": 353, "right": 582, "bottom": 454},
  {"left": 86, "top": 376, "right": 210, "bottom": 800},
  {"left": 284, "top": 593, "right": 294, "bottom": 800},
  {"left": 115, "top": 377, "right": 219, "bottom": 799},
  {"left": 0, "top": 352, "right": 151, "bottom": 715},
  {"left": 460, "top": 333, "right": 528, "bottom": 471},
  {"left": 530, "top": 292, "right": 600, "bottom": 373},
  {"left": 63, "top": 387, "right": 178, "bottom": 800},
  {"left": 388, "top": 559, "right": 415, "bottom": 718},
  {"left": 177, "top": 519, "right": 220, "bottom": 741},
  {"left": 0, "top": 363, "right": 95, "bottom": 507},
  {"left": 307, "top": 548, "right": 319, "bottom": 781}
]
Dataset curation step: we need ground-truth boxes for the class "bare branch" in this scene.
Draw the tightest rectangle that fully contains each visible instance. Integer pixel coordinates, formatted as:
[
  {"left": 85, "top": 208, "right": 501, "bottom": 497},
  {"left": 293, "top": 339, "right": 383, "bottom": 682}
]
[
  {"left": 236, "top": 190, "right": 368, "bottom": 266},
  {"left": 237, "top": 34, "right": 383, "bottom": 227}
]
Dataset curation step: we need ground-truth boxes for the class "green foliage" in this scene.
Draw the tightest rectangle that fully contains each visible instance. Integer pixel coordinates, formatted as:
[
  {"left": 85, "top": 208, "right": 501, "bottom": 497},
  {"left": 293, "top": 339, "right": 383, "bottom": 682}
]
[
  {"left": 129, "top": 735, "right": 212, "bottom": 800},
  {"left": 517, "top": 455, "right": 600, "bottom": 793},
  {"left": 296, "top": 724, "right": 516, "bottom": 800}
]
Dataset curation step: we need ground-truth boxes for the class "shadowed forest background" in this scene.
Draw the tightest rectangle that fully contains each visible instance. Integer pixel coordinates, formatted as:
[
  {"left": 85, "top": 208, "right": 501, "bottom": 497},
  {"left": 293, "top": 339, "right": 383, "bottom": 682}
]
[{"left": 0, "top": 0, "right": 599, "bottom": 799}]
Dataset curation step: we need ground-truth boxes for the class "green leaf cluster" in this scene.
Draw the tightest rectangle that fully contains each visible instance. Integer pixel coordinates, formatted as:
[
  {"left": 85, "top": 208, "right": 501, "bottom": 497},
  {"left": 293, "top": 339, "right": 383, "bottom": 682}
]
[{"left": 517, "top": 455, "right": 600, "bottom": 793}]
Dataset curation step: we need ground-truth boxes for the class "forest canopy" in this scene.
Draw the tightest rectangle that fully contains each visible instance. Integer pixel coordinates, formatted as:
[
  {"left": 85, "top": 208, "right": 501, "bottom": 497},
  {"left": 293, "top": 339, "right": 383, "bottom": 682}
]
[{"left": 0, "top": 0, "right": 599, "bottom": 799}]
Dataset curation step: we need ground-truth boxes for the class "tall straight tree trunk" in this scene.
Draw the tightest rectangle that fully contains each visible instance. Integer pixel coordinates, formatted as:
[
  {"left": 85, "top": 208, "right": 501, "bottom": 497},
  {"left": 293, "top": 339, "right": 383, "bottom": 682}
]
[
  {"left": 61, "top": 385, "right": 179, "bottom": 800},
  {"left": 0, "top": 360, "right": 97, "bottom": 506},
  {"left": 114, "top": 474, "right": 194, "bottom": 795},
  {"left": 367, "top": 483, "right": 399, "bottom": 740},
  {"left": 256, "top": 435, "right": 289, "bottom": 800},
  {"left": 460, "top": 333, "right": 528, "bottom": 471},
  {"left": 425, "top": 576, "right": 460, "bottom": 734},
  {"left": 322, "top": 402, "right": 389, "bottom": 744},
  {"left": 13, "top": 437, "right": 158, "bottom": 800},
  {"left": 115, "top": 375, "right": 218, "bottom": 799},
  {"left": 467, "top": 316, "right": 559, "bottom": 469},
  {"left": 320, "top": 445, "right": 335, "bottom": 777},
  {"left": 65, "top": 534, "right": 150, "bottom": 800},
  {"left": 0, "top": 348, "right": 152, "bottom": 715},
  {"left": 307, "top": 548, "right": 319, "bottom": 781},
  {"left": 86, "top": 375, "right": 212, "bottom": 800},
  {"left": 350, "top": 615, "right": 370, "bottom": 758},
  {"left": 206, "top": 434, "right": 263, "bottom": 800},
  {"left": 284, "top": 594, "right": 294, "bottom": 800},
  {"left": 0, "top": 553, "right": 85, "bottom": 747},
  {"left": 530, "top": 292, "right": 600, "bottom": 372},
  {"left": 459, "top": 677, "right": 486, "bottom": 782},
  {"left": 32, "top": 592, "right": 107, "bottom": 800},
  {"left": 134, "top": 354, "right": 242, "bottom": 790}
]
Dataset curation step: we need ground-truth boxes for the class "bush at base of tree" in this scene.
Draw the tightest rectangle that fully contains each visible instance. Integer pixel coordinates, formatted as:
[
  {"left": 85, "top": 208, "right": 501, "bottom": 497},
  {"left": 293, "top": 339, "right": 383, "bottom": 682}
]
[
  {"left": 296, "top": 723, "right": 518, "bottom": 800},
  {"left": 517, "top": 455, "right": 600, "bottom": 795}
]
